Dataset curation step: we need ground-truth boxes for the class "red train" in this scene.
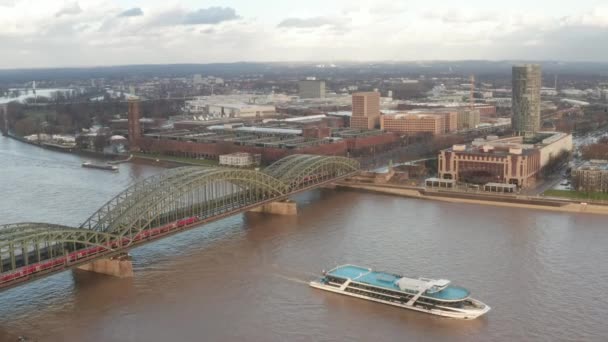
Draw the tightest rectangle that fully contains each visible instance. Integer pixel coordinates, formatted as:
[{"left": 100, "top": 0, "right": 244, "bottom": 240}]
[{"left": 0, "top": 216, "right": 201, "bottom": 285}]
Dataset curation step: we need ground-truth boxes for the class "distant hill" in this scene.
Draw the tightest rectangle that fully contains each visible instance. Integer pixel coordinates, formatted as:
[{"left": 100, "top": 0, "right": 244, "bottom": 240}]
[{"left": 1, "top": 61, "right": 607, "bottom": 83}]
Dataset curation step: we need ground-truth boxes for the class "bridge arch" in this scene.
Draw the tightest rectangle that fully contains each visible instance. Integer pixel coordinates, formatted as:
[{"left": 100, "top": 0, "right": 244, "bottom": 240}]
[
  {"left": 0, "top": 223, "right": 121, "bottom": 273},
  {"left": 81, "top": 167, "right": 289, "bottom": 238},
  {"left": 265, "top": 155, "right": 360, "bottom": 190}
]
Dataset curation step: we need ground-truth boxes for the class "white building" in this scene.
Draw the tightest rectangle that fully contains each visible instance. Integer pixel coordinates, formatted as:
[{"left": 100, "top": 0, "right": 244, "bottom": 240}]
[
  {"left": 219, "top": 153, "right": 260, "bottom": 167},
  {"left": 207, "top": 104, "right": 276, "bottom": 118},
  {"left": 184, "top": 94, "right": 280, "bottom": 118},
  {"left": 538, "top": 132, "right": 573, "bottom": 167},
  {"left": 540, "top": 87, "right": 558, "bottom": 96}
]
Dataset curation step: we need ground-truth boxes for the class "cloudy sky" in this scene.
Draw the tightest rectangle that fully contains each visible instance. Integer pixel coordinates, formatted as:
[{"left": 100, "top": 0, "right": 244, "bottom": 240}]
[{"left": 1, "top": 0, "right": 608, "bottom": 68}]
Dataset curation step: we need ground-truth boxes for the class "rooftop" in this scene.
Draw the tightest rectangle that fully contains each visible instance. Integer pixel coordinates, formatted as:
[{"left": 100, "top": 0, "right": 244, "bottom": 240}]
[
  {"left": 577, "top": 160, "right": 608, "bottom": 171},
  {"left": 327, "top": 265, "right": 470, "bottom": 301}
]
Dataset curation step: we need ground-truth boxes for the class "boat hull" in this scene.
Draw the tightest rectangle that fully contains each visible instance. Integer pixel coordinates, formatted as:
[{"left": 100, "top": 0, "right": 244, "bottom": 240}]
[
  {"left": 310, "top": 280, "right": 490, "bottom": 320},
  {"left": 82, "top": 163, "right": 118, "bottom": 171}
]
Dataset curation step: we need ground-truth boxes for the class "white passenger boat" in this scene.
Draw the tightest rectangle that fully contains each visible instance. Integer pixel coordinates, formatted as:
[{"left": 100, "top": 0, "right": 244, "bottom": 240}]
[{"left": 310, "top": 264, "right": 490, "bottom": 319}]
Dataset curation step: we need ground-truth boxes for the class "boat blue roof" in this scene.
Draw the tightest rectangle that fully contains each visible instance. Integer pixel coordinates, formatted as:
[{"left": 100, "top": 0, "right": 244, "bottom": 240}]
[{"left": 327, "top": 265, "right": 470, "bottom": 301}]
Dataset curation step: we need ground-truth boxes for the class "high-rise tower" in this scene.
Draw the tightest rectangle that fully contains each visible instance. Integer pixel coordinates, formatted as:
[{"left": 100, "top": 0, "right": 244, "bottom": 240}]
[
  {"left": 127, "top": 98, "right": 141, "bottom": 152},
  {"left": 512, "top": 64, "right": 541, "bottom": 136},
  {"left": 350, "top": 92, "right": 380, "bottom": 129}
]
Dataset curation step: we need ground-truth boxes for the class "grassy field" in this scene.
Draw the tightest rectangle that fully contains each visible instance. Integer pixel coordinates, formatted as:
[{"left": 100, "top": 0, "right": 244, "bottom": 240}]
[{"left": 543, "top": 189, "right": 608, "bottom": 201}]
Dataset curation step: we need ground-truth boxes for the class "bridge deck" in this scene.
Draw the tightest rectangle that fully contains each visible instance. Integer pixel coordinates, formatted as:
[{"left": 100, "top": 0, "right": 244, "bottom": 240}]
[{"left": 0, "top": 157, "right": 358, "bottom": 291}]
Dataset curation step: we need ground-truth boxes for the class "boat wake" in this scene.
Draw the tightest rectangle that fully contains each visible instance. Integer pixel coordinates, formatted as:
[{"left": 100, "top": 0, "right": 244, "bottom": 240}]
[{"left": 271, "top": 273, "right": 309, "bottom": 285}]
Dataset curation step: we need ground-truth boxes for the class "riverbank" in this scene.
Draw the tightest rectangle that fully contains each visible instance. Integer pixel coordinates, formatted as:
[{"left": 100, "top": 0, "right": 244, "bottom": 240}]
[
  {"left": 336, "top": 182, "right": 608, "bottom": 216},
  {"left": 4, "top": 132, "right": 124, "bottom": 160},
  {"left": 130, "top": 153, "right": 219, "bottom": 168},
  {"left": 4, "top": 133, "right": 220, "bottom": 168}
]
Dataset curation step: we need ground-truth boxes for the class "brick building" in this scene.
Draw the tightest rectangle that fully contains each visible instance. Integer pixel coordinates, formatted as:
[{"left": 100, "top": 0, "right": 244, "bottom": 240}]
[
  {"left": 350, "top": 92, "right": 380, "bottom": 129},
  {"left": 437, "top": 132, "right": 572, "bottom": 189},
  {"left": 139, "top": 128, "right": 399, "bottom": 163},
  {"left": 380, "top": 110, "right": 457, "bottom": 135},
  {"left": 381, "top": 114, "right": 444, "bottom": 135},
  {"left": 438, "top": 144, "right": 541, "bottom": 188}
]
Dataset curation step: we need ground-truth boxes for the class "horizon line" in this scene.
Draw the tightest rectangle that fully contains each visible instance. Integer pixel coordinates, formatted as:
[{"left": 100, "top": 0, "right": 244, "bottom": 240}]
[{"left": 2, "top": 59, "right": 608, "bottom": 72}]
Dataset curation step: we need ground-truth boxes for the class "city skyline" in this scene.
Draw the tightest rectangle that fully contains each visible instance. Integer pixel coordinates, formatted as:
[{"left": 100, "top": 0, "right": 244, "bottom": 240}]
[{"left": 1, "top": 0, "right": 608, "bottom": 68}]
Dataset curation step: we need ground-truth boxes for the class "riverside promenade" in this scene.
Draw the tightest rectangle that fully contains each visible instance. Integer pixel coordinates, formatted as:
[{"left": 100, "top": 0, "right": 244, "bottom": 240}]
[{"left": 336, "top": 181, "right": 608, "bottom": 216}]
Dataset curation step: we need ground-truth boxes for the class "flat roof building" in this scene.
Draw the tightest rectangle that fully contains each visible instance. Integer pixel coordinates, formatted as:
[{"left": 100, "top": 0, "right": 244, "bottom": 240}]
[
  {"left": 219, "top": 152, "right": 261, "bottom": 167},
  {"left": 438, "top": 132, "right": 572, "bottom": 189},
  {"left": 457, "top": 109, "right": 480, "bottom": 130},
  {"left": 298, "top": 80, "right": 326, "bottom": 99},
  {"left": 380, "top": 110, "right": 457, "bottom": 135},
  {"left": 350, "top": 92, "right": 381, "bottom": 130},
  {"left": 381, "top": 113, "right": 444, "bottom": 135},
  {"left": 572, "top": 160, "right": 608, "bottom": 193}
]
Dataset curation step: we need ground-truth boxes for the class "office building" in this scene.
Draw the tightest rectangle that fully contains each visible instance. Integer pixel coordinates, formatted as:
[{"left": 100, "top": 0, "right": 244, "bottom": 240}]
[
  {"left": 457, "top": 109, "right": 481, "bottom": 130},
  {"left": 350, "top": 92, "right": 380, "bottom": 129},
  {"left": 298, "top": 80, "right": 326, "bottom": 99},
  {"left": 437, "top": 132, "right": 572, "bottom": 189},
  {"left": 572, "top": 160, "right": 608, "bottom": 193},
  {"left": 381, "top": 113, "right": 444, "bottom": 135},
  {"left": 381, "top": 110, "right": 457, "bottom": 135},
  {"left": 512, "top": 64, "right": 542, "bottom": 136}
]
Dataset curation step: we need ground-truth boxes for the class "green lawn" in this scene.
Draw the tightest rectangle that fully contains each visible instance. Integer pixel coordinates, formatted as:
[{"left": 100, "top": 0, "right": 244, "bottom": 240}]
[
  {"left": 543, "top": 189, "right": 608, "bottom": 201},
  {"left": 133, "top": 153, "right": 219, "bottom": 167}
]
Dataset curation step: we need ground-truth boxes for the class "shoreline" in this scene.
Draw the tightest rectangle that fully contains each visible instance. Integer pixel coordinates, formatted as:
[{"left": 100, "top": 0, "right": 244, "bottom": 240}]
[
  {"left": 336, "top": 182, "right": 608, "bottom": 216},
  {"left": 4, "top": 134, "right": 209, "bottom": 168}
]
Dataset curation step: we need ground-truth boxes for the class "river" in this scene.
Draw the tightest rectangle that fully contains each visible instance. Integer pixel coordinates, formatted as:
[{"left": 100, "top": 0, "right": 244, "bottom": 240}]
[{"left": 1, "top": 136, "right": 607, "bottom": 342}]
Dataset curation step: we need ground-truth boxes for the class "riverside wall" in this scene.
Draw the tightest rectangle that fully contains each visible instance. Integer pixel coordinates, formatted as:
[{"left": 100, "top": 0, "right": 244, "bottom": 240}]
[{"left": 336, "top": 182, "right": 608, "bottom": 216}]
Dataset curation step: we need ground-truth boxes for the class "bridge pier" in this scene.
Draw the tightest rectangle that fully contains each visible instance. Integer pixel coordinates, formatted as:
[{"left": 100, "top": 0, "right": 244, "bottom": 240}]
[
  {"left": 77, "top": 253, "right": 134, "bottom": 278},
  {"left": 250, "top": 200, "right": 298, "bottom": 215}
]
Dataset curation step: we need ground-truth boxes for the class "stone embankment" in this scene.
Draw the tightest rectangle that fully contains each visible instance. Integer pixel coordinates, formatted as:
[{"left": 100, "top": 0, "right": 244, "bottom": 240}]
[{"left": 336, "top": 181, "right": 608, "bottom": 216}]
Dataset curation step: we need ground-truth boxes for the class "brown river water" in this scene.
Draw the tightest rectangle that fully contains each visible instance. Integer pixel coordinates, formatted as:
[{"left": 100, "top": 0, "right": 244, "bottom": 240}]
[{"left": 1, "top": 136, "right": 607, "bottom": 342}]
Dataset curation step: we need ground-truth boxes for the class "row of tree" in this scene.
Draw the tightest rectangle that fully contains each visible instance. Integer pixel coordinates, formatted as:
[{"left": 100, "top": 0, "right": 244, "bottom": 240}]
[
  {"left": 581, "top": 137, "right": 608, "bottom": 160},
  {"left": 5, "top": 98, "right": 185, "bottom": 137}
]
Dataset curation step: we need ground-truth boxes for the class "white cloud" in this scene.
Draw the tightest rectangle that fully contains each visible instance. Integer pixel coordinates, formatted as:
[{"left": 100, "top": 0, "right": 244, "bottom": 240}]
[
  {"left": 55, "top": 1, "right": 82, "bottom": 17},
  {"left": 1, "top": 1, "right": 608, "bottom": 68}
]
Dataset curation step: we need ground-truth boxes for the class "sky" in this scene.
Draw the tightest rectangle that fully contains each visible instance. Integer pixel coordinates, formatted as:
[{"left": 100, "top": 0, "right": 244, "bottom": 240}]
[{"left": 1, "top": 0, "right": 608, "bottom": 68}]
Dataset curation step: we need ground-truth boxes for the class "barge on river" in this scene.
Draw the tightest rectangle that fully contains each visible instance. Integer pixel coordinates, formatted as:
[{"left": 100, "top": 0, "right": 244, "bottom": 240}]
[
  {"left": 81, "top": 162, "right": 118, "bottom": 171},
  {"left": 310, "top": 264, "right": 490, "bottom": 319}
]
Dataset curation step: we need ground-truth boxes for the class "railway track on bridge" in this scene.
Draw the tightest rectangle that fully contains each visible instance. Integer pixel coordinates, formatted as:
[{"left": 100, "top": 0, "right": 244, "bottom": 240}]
[{"left": 0, "top": 154, "right": 359, "bottom": 291}]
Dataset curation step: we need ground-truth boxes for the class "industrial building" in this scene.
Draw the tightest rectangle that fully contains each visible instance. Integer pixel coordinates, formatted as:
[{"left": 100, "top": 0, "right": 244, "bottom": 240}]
[
  {"left": 298, "top": 80, "right": 326, "bottom": 99},
  {"left": 572, "top": 160, "right": 608, "bottom": 193},
  {"left": 124, "top": 96, "right": 399, "bottom": 164},
  {"left": 437, "top": 132, "right": 572, "bottom": 189},
  {"left": 184, "top": 94, "right": 281, "bottom": 119},
  {"left": 136, "top": 125, "right": 399, "bottom": 164},
  {"left": 350, "top": 92, "right": 381, "bottom": 129},
  {"left": 512, "top": 64, "right": 542, "bottom": 136}
]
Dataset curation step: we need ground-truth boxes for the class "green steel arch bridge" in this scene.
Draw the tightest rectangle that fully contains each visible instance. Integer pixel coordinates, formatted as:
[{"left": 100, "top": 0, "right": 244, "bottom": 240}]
[{"left": 0, "top": 154, "right": 359, "bottom": 291}]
